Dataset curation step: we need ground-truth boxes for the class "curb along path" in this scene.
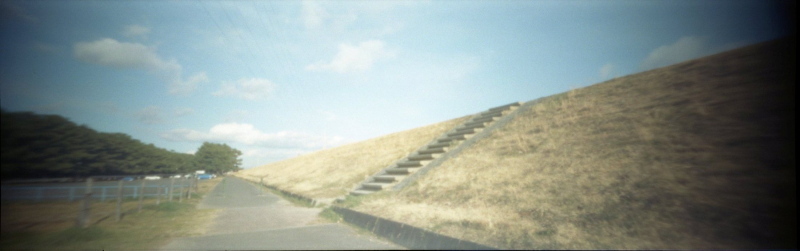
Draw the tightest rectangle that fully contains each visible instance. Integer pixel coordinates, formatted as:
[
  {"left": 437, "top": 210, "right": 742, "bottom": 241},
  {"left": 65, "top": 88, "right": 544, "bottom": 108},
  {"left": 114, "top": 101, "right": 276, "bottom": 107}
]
[{"left": 161, "top": 177, "right": 400, "bottom": 250}]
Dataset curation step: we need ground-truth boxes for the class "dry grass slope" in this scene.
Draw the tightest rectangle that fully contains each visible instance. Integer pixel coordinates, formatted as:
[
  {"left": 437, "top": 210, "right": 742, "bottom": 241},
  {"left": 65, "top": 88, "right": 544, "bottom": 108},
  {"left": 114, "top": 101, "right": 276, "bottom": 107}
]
[
  {"left": 354, "top": 37, "right": 795, "bottom": 249},
  {"left": 236, "top": 116, "right": 469, "bottom": 199}
]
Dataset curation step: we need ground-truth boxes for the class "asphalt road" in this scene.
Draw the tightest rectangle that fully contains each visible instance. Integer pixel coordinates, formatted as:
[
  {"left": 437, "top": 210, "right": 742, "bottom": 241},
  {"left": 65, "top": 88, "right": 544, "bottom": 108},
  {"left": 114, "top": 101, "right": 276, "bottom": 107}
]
[{"left": 161, "top": 177, "right": 401, "bottom": 250}]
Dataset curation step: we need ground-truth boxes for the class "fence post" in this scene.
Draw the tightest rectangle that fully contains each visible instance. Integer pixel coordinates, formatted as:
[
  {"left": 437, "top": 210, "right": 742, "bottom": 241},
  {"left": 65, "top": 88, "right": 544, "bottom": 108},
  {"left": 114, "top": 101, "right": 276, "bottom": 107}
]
[
  {"left": 168, "top": 178, "right": 175, "bottom": 201},
  {"left": 115, "top": 180, "right": 123, "bottom": 222},
  {"left": 69, "top": 187, "right": 75, "bottom": 201},
  {"left": 156, "top": 186, "right": 161, "bottom": 205},
  {"left": 188, "top": 178, "right": 193, "bottom": 199},
  {"left": 76, "top": 178, "right": 93, "bottom": 228},
  {"left": 179, "top": 178, "right": 185, "bottom": 202},
  {"left": 101, "top": 187, "right": 106, "bottom": 202},
  {"left": 138, "top": 179, "right": 145, "bottom": 213}
]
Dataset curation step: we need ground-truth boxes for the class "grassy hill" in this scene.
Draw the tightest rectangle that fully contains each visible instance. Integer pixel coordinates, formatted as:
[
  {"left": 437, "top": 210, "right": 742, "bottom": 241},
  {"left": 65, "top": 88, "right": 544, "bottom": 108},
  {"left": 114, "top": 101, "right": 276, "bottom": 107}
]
[
  {"left": 349, "top": 37, "right": 796, "bottom": 249},
  {"left": 236, "top": 116, "right": 469, "bottom": 199}
]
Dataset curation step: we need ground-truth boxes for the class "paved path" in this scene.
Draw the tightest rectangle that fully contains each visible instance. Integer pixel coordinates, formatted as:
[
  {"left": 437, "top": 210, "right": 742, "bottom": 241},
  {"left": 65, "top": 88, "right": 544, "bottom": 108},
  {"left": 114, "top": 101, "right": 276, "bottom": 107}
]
[{"left": 161, "top": 177, "right": 401, "bottom": 250}]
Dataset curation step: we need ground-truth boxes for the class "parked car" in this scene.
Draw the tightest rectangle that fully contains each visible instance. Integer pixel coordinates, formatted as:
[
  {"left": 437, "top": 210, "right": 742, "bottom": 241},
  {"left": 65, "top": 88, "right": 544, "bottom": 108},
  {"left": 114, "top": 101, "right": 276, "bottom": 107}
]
[
  {"left": 144, "top": 176, "right": 161, "bottom": 180},
  {"left": 171, "top": 174, "right": 182, "bottom": 179},
  {"left": 197, "top": 174, "right": 214, "bottom": 180},
  {"left": 122, "top": 177, "right": 135, "bottom": 181}
]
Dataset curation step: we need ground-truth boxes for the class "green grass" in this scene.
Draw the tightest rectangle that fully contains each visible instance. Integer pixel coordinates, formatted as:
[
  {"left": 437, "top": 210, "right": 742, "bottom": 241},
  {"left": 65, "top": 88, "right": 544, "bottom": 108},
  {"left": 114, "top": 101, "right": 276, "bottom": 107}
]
[
  {"left": 0, "top": 178, "right": 223, "bottom": 250},
  {"left": 145, "top": 201, "right": 194, "bottom": 212},
  {"left": 318, "top": 208, "right": 343, "bottom": 223},
  {"left": 0, "top": 202, "right": 214, "bottom": 250},
  {"left": 336, "top": 195, "right": 366, "bottom": 208}
]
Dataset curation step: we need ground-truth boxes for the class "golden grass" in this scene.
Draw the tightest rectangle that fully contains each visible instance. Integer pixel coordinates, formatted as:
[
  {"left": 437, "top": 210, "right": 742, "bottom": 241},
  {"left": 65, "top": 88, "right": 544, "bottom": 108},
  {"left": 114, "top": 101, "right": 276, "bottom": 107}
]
[
  {"left": 0, "top": 178, "right": 223, "bottom": 250},
  {"left": 236, "top": 116, "right": 469, "bottom": 198},
  {"left": 354, "top": 38, "right": 795, "bottom": 249}
]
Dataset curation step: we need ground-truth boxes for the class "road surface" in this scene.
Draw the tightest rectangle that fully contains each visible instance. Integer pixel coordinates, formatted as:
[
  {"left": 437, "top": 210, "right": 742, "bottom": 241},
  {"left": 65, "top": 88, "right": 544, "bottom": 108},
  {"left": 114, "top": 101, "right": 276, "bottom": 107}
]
[{"left": 161, "top": 177, "right": 401, "bottom": 250}]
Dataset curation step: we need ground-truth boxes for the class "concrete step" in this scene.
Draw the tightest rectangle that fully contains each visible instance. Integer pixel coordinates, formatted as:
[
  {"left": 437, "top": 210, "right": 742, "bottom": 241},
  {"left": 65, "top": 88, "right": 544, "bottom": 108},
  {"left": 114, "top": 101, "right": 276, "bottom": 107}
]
[
  {"left": 437, "top": 135, "right": 468, "bottom": 143},
  {"left": 427, "top": 142, "right": 453, "bottom": 149},
  {"left": 374, "top": 175, "right": 405, "bottom": 182},
  {"left": 447, "top": 129, "right": 478, "bottom": 137},
  {"left": 456, "top": 124, "right": 485, "bottom": 131},
  {"left": 387, "top": 167, "right": 418, "bottom": 174},
  {"left": 468, "top": 116, "right": 497, "bottom": 124},
  {"left": 488, "top": 102, "right": 522, "bottom": 112},
  {"left": 477, "top": 110, "right": 505, "bottom": 118},
  {"left": 363, "top": 183, "right": 392, "bottom": 190},
  {"left": 419, "top": 147, "right": 447, "bottom": 154},
  {"left": 457, "top": 122, "right": 487, "bottom": 131},
  {"left": 350, "top": 190, "right": 375, "bottom": 196},
  {"left": 408, "top": 153, "right": 439, "bottom": 161},
  {"left": 397, "top": 161, "right": 425, "bottom": 168},
  {"left": 346, "top": 101, "right": 523, "bottom": 199}
]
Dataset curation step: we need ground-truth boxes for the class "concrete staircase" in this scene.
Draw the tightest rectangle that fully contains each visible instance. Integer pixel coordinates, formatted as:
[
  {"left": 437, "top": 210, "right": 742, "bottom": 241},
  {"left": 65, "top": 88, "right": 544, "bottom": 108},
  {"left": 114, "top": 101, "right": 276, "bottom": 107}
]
[{"left": 346, "top": 102, "right": 522, "bottom": 197}]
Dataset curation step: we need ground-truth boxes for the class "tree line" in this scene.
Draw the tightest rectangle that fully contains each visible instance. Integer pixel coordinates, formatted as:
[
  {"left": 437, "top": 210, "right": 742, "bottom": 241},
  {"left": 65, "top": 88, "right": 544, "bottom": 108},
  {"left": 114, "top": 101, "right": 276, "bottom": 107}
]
[{"left": 0, "top": 109, "right": 242, "bottom": 179}]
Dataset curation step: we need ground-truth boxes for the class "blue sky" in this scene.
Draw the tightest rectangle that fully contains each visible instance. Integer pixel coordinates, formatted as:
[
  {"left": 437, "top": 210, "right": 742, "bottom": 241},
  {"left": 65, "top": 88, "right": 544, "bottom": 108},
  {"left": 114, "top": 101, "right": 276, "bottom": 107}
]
[{"left": 0, "top": 0, "right": 791, "bottom": 168}]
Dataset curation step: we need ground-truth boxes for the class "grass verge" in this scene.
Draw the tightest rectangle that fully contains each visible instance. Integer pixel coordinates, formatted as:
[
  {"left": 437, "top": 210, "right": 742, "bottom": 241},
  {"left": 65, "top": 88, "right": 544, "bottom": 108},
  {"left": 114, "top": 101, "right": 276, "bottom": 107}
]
[{"left": 0, "top": 178, "right": 223, "bottom": 250}]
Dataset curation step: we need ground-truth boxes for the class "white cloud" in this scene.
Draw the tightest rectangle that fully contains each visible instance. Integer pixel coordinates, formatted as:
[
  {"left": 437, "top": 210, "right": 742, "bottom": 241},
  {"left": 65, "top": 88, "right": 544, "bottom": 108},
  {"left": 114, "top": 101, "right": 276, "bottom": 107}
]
[
  {"left": 641, "top": 36, "right": 712, "bottom": 70},
  {"left": 213, "top": 78, "right": 276, "bottom": 100},
  {"left": 301, "top": 1, "right": 330, "bottom": 29},
  {"left": 301, "top": 1, "right": 356, "bottom": 30},
  {"left": 306, "top": 40, "right": 394, "bottom": 73},
  {"left": 170, "top": 72, "right": 208, "bottom": 95},
  {"left": 641, "top": 36, "right": 754, "bottom": 70},
  {"left": 122, "top": 25, "right": 150, "bottom": 38},
  {"left": 160, "top": 123, "right": 348, "bottom": 149},
  {"left": 73, "top": 38, "right": 208, "bottom": 95},
  {"left": 74, "top": 38, "right": 173, "bottom": 70},
  {"left": 599, "top": 63, "right": 615, "bottom": 79},
  {"left": 135, "top": 106, "right": 164, "bottom": 124}
]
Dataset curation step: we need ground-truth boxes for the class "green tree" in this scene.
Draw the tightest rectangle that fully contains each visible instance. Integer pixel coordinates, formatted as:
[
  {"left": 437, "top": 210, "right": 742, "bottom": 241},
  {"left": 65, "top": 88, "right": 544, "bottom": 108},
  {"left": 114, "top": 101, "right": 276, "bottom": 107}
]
[
  {"left": 193, "top": 142, "right": 242, "bottom": 174},
  {"left": 1, "top": 109, "right": 198, "bottom": 179}
]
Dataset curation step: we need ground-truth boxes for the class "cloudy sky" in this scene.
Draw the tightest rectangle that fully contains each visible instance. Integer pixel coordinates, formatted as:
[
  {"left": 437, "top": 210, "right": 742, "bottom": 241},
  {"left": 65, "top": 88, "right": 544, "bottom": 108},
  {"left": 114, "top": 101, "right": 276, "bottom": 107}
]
[{"left": 0, "top": 0, "right": 791, "bottom": 168}]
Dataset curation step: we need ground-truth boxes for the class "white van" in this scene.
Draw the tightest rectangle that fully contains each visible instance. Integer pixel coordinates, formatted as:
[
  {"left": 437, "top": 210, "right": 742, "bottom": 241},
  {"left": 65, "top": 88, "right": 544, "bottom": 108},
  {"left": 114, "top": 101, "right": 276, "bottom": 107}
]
[{"left": 144, "top": 176, "right": 161, "bottom": 180}]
